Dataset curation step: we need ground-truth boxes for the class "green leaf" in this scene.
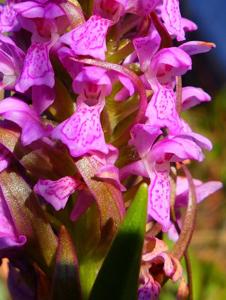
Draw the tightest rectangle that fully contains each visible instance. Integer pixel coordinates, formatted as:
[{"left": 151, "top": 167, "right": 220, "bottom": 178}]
[
  {"left": 89, "top": 183, "right": 148, "bottom": 300},
  {"left": 51, "top": 226, "right": 82, "bottom": 300}
]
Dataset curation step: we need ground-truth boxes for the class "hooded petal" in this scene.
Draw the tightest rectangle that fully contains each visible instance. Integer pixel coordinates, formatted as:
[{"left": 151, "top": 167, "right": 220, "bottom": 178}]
[
  {"left": 51, "top": 97, "right": 109, "bottom": 157},
  {"left": 34, "top": 176, "right": 80, "bottom": 211},
  {"left": 15, "top": 42, "right": 54, "bottom": 92},
  {"left": 0, "top": 97, "right": 52, "bottom": 146},
  {"left": 133, "top": 27, "right": 161, "bottom": 71},
  {"left": 151, "top": 47, "right": 192, "bottom": 85},
  {"left": 130, "top": 124, "right": 162, "bottom": 158},
  {"left": 72, "top": 66, "right": 112, "bottom": 96},
  {"left": 60, "top": 15, "right": 112, "bottom": 60},
  {"left": 151, "top": 135, "right": 204, "bottom": 163}
]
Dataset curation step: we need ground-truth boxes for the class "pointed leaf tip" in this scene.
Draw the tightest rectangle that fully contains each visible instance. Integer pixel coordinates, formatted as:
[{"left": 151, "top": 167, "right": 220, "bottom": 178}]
[
  {"left": 51, "top": 226, "right": 82, "bottom": 300},
  {"left": 89, "top": 183, "right": 148, "bottom": 300}
]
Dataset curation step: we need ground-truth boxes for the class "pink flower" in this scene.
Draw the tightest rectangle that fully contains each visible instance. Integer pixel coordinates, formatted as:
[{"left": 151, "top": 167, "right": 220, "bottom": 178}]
[{"left": 60, "top": 15, "right": 112, "bottom": 60}]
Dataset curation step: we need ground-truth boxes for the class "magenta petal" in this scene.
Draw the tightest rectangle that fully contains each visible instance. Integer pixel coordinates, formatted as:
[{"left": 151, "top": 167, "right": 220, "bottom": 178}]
[
  {"left": 176, "top": 176, "right": 202, "bottom": 196},
  {"left": 51, "top": 97, "right": 108, "bottom": 157},
  {"left": 181, "top": 18, "right": 198, "bottom": 32},
  {"left": 94, "top": 143, "right": 119, "bottom": 165},
  {"left": 176, "top": 178, "right": 223, "bottom": 207},
  {"left": 185, "top": 132, "right": 212, "bottom": 151},
  {"left": 182, "top": 86, "right": 211, "bottom": 111},
  {"left": 34, "top": 176, "right": 80, "bottom": 211},
  {"left": 118, "top": 74, "right": 135, "bottom": 96},
  {"left": 145, "top": 87, "right": 181, "bottom": 132},
  {"left": 94, "top": 0, "right": 126, "bottom": 23},
  {"left": 148, "top": 165, "right": 171, "bottom": 232},
  {"left": 57, "top": 46, "right": 83, "bottom": 79},
  {"left": 13, "top": 1, "right": 44, "bottom": 18},
  {"left": 0, "top": 34, "right": 25, "bottom": 89},
  {"left": 151, "top": 47, "right": 192, "bottom": 85},
  {"left": 130, "top": 124, "right": 161, "bottom": 157},
  {"left": 120, "top": 160, "right": 148, "bottom": 180},
  {"left": 133, "top": 27, "right": 161, "bottom": 71},
  {"left": 0, "top": 97, "right": 51, "bottom": 146},
  {"left": 14, "top": 1, "right": 64, "bottom": 19},
  {"left": 179, "top": 41, "right": 216, "bottom": 56},
  {"left": 138, "top": 278, "right": 160, "bottom": 300},
  {"left": 126, "top": 0, "right": 161, "bottom": 16},
  {"left": 0, "top": 4, "right": 19, "bottom": 33},
  {"left": 178, "top": 120, "right": 212, "bottom": 151},
  {"left": 151, "top": 136, "right": 204, "bottom": 163},
  {"left": 161, "top": 0, "right": 185, "bottom": 41},
  {"left": 61, "top": 15, "right": 112, "bottom": 60},
  {"left": 70, "top": 190, "right": 94, "bottom": 221},
  {"left": 72, "top": 66, "right": 112, "bottom": 96},
  {"left": 15, "top": 42, "right": 54, "bottom": 92}
]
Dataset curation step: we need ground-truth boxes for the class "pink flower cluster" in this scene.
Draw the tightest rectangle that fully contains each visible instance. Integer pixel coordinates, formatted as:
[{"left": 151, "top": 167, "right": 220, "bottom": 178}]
[{"left": 0, "top": 0, "right": 222, "bottom": 298}]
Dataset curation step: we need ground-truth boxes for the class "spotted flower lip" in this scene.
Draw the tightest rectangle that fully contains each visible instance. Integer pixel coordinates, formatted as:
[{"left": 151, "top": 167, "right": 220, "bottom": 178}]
[
  {"left": 121, "top": 122, "right": 207, "bottom": 231},
  {"left": 34, "top": 176, "right": 81, "bottom": 210},
  {"left": 51, "top": 95, "right": 109, "bottom": 157},
  {"left": 60, "top": 15, "right": 112, "bottom": 60},
  {"left": 161, "top": 0, "right": 185, "bottom": 41},
  {"left": 15, "top": 42, "right": 55, "bottom": 92}
]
